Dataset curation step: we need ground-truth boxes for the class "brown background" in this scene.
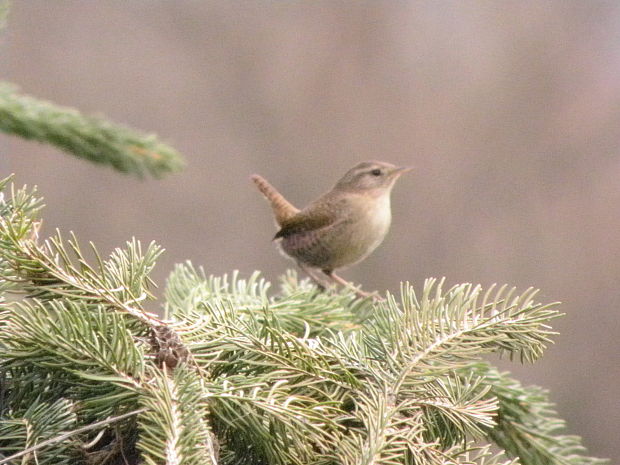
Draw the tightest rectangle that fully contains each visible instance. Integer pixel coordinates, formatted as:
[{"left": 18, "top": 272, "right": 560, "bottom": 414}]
[{"left": 1, "top": 1, "right": 618, "bottom": 460}]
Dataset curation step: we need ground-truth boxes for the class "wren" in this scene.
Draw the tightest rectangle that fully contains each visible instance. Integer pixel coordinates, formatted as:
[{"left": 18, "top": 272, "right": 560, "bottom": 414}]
[{"left": 251, "top": 161, "right": 410, "bottom": 298}]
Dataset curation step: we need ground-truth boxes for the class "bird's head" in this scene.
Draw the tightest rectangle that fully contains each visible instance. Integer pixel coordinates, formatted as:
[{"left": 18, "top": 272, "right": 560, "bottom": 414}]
[{"left": 334, "top": 161, "right": 411, "bottom": 194}]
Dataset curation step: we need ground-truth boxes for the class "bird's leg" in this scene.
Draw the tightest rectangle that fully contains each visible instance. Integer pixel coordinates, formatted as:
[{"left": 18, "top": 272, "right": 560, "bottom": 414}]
[
  {"left": 323, "top": 270, "right": 382, "bottom": 300},
  {"left": 297, "top": 263, "right": 332, "bottom": 292}
]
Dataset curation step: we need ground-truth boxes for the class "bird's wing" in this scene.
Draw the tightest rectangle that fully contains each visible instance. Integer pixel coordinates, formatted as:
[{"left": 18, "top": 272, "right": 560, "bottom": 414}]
[
  {"left": 273, "top": 201, "right": 352, "bottom": 266},
  {"left": 273, "top": 210, "right": 335, "bottom": 240}
]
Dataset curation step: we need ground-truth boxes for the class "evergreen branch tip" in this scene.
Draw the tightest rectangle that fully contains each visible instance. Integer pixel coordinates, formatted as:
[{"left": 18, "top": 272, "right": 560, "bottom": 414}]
[{"left": 0, "top": 83, "right": 185, "bottom": 178}]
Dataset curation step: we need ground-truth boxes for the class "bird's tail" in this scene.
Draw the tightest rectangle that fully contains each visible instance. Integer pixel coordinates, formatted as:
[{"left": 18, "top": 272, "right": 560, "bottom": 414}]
[{"left": 250, "top": 174, "right": 299, "bottom": 226}]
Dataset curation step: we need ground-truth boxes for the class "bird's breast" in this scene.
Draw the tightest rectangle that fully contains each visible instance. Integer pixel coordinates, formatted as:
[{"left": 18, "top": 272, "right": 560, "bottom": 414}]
[
  {"left": 325, "top": 193, "right": 392, "bottom": 269},
  {"left": 366, "top": 193, "right": 392, "bottom": 239}
]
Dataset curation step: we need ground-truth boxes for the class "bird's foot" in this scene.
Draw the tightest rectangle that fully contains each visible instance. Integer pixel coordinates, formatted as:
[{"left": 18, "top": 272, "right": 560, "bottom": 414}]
[
  {"left": 349, "top": 287, "right": 385, "bottom": 302},
  {"left": 324, "top": 271, "right": 384, "bottom": 301},
  {"left": 298, "top": 264, "right": 332, "bottom": 292}
]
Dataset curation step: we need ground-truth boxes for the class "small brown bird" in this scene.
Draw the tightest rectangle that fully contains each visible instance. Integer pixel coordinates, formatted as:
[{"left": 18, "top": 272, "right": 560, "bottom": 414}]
[{"left": 251, "top": 161, "right": 410, "bottom": 298}]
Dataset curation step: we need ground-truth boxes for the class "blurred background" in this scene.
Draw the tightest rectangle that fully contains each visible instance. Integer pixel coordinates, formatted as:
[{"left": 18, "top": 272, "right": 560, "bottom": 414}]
[{"left": 1, "top": 1, "right": 618, "bottom": 460}]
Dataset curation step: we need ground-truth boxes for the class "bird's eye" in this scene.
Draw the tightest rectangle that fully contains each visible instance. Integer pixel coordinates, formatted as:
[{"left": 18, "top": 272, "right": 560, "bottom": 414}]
[{"left": 370, "top": 169, "right": 382, "bottom": 176}]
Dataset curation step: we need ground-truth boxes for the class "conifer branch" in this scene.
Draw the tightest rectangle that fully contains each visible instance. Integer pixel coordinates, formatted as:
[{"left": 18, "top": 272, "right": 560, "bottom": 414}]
[
  {"left": 1, "top": 300, "right": 145, "bottom": 387},
  {"left": 0, "top": 398, "right": 77, "bottom": 465},
  {"left": 0, "top": 84, "right": 184, "bottom": 178},
  {"left": 165, "top": 264, "right": 361, "bottom": 335},
  {"left": 0, "top": 408, "right": 146, "bottom": 465},
  {"left": 138, "top": 367, "right": 217, "bottom": 465},
  {"left": 0, "top": 182, "right": 163, "bottom": 327},
  {"left": 0, "top": 177, "right": 606, "bottom": 464},
  {"left": 472, "top": 363, "right": 608, "bottom": 465}
]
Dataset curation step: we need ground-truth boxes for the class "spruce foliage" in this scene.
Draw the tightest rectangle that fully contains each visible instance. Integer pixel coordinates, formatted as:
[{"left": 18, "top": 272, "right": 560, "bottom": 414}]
[
  {"left": 0, "top": 177, "right": 606, "bottom": 465},
  {"left": 0, "top": 84, "right": 184, "bottom": 178}
]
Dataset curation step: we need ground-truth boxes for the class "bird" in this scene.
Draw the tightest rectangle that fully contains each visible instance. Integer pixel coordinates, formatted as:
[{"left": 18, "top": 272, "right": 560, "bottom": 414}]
[{"left": 251, "top": 161, "right": 410, "bottom": 298}]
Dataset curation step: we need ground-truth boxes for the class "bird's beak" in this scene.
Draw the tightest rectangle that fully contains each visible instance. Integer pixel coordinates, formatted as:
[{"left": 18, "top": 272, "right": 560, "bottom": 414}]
[{"left": 391, "top": 166, "right": 413, "bottom": 177}]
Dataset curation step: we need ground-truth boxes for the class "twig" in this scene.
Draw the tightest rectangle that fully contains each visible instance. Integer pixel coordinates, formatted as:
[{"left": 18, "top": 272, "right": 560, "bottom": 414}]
[{"left": 0, "top": 409, "right": 147, "bottom": 465}]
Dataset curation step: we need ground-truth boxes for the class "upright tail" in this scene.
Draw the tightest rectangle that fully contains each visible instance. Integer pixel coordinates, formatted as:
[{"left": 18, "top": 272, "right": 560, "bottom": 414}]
[{"left": 251, "top": 174, "right": 299, "bottom": 226}]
